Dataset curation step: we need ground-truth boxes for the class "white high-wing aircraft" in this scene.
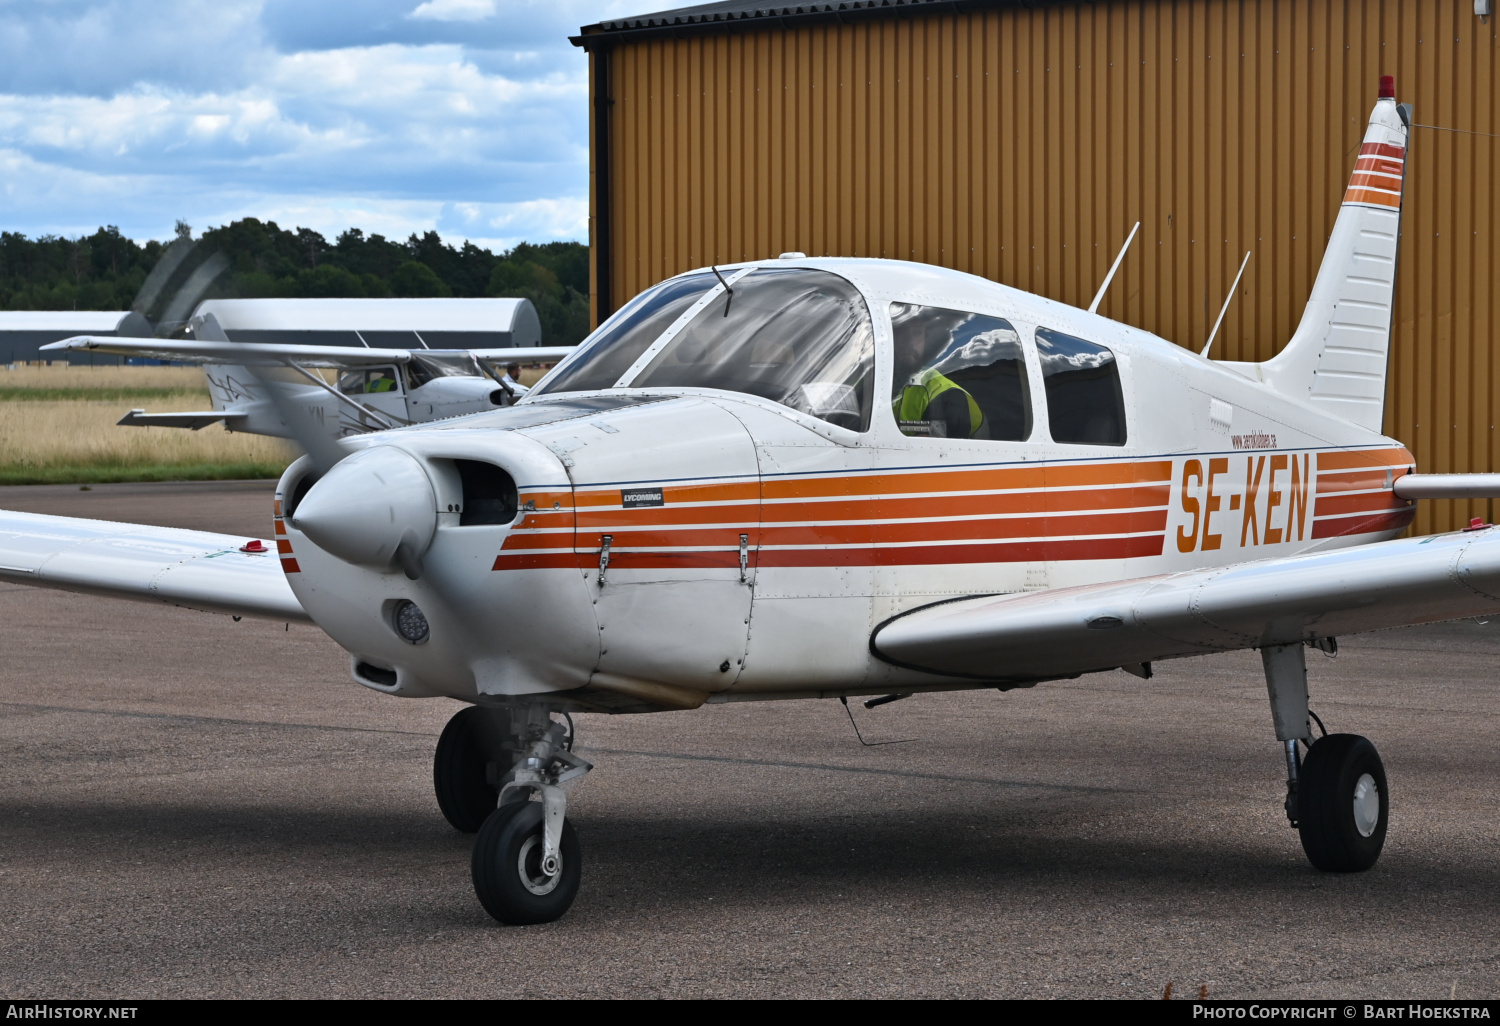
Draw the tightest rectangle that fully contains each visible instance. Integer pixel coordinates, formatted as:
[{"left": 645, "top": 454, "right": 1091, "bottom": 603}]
[
  {"left": 6, "top": 79, "right": 1500, "bottom": 926},
  {"left": 44, "top": 298, "right": 575, "bottom": 440}
]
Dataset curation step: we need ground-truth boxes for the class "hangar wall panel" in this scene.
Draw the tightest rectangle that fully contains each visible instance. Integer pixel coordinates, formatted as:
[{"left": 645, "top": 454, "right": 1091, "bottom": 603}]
[{"left": 589, "top": 1, "right": 1500, "bottom": 534}]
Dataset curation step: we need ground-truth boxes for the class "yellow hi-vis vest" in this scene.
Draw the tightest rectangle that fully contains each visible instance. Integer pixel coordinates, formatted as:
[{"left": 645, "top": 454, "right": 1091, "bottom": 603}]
[{"left": 893, "top": 370, "right": 984, "bottom": 437}]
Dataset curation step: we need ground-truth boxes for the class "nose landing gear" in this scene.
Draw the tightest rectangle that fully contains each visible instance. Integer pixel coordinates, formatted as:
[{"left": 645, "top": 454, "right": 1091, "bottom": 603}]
[
  {"left": 462, "top": 705, "right": 592, "bottom": 924},
  {"left": 1262, "top": 642, "right": 1388, "bottom": 873}
]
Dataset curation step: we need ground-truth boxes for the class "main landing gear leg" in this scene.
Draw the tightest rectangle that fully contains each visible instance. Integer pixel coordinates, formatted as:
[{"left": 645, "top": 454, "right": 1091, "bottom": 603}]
[
  {"left": 470, "top": 704, "right": 592, "bottom": 925},
  {"left": 1262, "top": 642, "right": 1388, "bottom": 872}
]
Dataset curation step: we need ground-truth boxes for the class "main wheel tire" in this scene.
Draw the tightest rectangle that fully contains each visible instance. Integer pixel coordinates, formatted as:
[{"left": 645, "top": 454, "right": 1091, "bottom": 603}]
[
  {"left": 1297, "top": 733, "right": 1388, "bottom": 872},
  {"left": 434, "top": 706, "right": 499, "bottom": 833},
  {"left": 471, "top": 801, "right": 582, "bottom": 925}
]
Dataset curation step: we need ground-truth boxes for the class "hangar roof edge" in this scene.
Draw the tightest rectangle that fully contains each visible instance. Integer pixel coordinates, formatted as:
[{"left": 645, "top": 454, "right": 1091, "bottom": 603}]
[{"left": 572, "top": 0, "right": 1051, "bottom": 48}]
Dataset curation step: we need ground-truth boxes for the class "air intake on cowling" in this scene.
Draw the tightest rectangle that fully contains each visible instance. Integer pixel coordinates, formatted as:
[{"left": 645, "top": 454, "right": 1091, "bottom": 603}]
[{"left": 455, "top": 460, "right": 519, "bottom": 526}]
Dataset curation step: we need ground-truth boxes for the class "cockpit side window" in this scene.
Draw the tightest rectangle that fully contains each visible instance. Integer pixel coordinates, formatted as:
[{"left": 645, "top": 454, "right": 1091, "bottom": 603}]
[
  {"left": 338, "top": 367, "right": 403, "bottom": 395},
  {"left": 1035, "top": 327, "right": 1126, "bottom": 445},
  {"left": 533, "top": 272, "right": 718, "bottom": 395},
  {"left": 889, "top": 304, "right": 1032, "bottom": 441},
  {"left": 626, "top": 268, "right": 876, "bottom": 431}
]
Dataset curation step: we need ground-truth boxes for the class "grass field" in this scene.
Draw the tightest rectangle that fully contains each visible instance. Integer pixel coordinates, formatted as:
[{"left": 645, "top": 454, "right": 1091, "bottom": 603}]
[{"left": 0, "top": 365, "right": 294, "bottom": 485}]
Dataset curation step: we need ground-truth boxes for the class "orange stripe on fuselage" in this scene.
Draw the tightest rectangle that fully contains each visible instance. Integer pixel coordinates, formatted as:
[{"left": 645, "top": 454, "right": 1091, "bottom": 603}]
[
  {"left": 1312, "top": 508, "right": 1416, "bottom": 540},
  {"left": 1317, "top": 448, "right": 1413, "bottom": 472},
  {"left": 570, "top": 482, "right": 1169, "bottom": 533},
  {"left": 491, "top": 534, "right": 1165, "bottom": 572},
  {"left": 1312, "top": 447, "right": 1415, "bottom": 524},
  {"left": 560, "top": 508, "right": 1170, "bottom": 552},
  {"left": 493, "top": 452, "right": 1408, "bottom": 572},
  {"left": 1314, "top": 491, "right": 1412, "bottom": 518}
]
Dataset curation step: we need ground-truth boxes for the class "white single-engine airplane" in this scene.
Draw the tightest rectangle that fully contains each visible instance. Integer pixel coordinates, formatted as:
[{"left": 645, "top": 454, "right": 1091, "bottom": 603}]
[
  {"left": 5, "top": 79, "right": 1500, "bottom": 925},
  {"left": 44, "top": 298, "right": 575, "bottom": 440}
]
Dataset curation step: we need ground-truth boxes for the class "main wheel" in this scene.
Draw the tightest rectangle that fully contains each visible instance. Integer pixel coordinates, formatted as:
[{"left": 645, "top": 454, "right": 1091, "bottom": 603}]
[
  {"left": 434, "top": 706, "right": 501, "bottom": 833},
  {"left": 1297, "top": 733, "right": 1388, "bottom": 872},
  {"left": 471, "top": 800, "right": 581, "bottom": 925}
]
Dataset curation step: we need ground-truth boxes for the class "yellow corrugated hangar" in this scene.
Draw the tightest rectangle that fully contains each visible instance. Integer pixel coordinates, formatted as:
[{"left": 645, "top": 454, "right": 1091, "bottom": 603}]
[{"left": 572, "top": 0, "right": 1500, "bottom": 535}]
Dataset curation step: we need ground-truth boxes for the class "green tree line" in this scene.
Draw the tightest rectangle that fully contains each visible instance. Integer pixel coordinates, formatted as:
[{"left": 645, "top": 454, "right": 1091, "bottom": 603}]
[{"left": 0, "top": 220, "right": 591, "bottom": 345}]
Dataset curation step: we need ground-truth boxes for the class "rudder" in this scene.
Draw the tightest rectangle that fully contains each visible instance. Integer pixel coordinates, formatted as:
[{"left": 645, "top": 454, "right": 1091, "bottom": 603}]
[{"left": 1261, "top": 77, "right": 1409, "bottom": 432}]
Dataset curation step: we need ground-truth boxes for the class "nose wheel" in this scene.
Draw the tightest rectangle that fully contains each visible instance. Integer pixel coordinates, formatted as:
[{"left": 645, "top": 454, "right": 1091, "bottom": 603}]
[
  {"left": 471, "top": 801, "right": 582, "bottom": 924},
  {"left": 1296, "top": 733, "right": 1388, "bottom": 872},
  {"left": 461, "top": 704, "right": 592, "bottom": 924}
]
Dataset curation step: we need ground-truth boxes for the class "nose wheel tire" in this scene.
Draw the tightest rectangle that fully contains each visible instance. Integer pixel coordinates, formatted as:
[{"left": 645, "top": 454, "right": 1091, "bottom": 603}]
[
  {"left": 472, "top": 800, "right": 581, "bottom": 924},
  {"left": 1297, "top": 733, "right": 1388, "bottom": 872},
  {"left": 434, "top": 706, "right": 499, "bottom": 833}
]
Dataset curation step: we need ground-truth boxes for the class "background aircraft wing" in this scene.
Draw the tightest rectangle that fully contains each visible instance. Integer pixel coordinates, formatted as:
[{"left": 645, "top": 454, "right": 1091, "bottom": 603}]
[
  {"left": 42, "top": 336, "right": 417, "bottom": 368},
  {"left": 0, "top": 510, "right": 309, "bottom": 622},
  {"left": 469, "top": 347, "right": 576, "bottom": 364},
  {"left": 871, "top": 527, "right": 1500, "bottom": 681}
]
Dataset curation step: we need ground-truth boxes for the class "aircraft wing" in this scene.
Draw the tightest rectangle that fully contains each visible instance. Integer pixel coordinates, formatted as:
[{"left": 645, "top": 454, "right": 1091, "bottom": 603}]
[
  {"left": 42, "top": 336, "right": 418, "bottom": 367},
  {"left": 871, "top": 527, "right": 1500, "bottom": 681},
  {"left": 470, "top": 347, "right": 576, "bottom": 364},
  {"left": 46, "top": 337, "right": 577, "bottom": 369},
  {"left": 0, "top": 510, "right": 309, "bottom": 622}
]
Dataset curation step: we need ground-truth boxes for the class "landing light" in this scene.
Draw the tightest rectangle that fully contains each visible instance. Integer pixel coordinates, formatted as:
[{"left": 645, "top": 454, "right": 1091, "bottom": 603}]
[{"left": 393, "top": 600, "right": 430, "bottom": 644}]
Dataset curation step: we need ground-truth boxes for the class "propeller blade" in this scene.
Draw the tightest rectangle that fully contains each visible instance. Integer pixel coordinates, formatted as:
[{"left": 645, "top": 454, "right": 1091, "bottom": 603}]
[
  {"left": 254, "top": 365, "right": 350, "bottom": 476},
  {"left": 130, "top": 237, "right": 196, "bottom": 318},
  {"left": 157, "top": 252, "right": 229, "bottom": 334}
]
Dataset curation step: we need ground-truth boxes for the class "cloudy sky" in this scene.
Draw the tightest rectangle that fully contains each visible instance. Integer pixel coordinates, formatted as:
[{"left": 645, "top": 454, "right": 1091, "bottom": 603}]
[{"left": 0, "top": 0, "right": 643, "bottom": 249}]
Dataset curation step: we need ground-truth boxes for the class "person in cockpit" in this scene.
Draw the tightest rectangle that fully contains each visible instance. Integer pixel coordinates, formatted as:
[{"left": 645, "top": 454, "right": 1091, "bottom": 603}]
[{"left": 890, "top": 304, "right": 985, "bottom": 439}]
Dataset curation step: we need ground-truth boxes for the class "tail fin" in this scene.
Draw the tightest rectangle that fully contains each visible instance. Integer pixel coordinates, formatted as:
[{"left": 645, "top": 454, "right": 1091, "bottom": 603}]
[{"left": 1262, "top": 78, "right": 1409, "bottom": 432}]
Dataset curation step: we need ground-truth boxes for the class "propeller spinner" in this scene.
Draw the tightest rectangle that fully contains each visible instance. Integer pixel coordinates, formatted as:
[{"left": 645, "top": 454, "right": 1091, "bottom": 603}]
[{"left": 291, "top": 446, "right": 437, "bottom": 580}]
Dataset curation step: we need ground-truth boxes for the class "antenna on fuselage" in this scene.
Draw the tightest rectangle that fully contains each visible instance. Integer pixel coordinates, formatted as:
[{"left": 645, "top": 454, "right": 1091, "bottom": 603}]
[
  {"left": 1200, "top": 250, "right": 1252, "bottom": 358},
  {"left": 1087, "top": 221, "right": 1141, "bottom": 315}
]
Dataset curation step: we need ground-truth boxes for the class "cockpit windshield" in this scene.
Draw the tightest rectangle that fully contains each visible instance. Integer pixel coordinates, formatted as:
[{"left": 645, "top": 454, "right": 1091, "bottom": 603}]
[
  {"left": 407, "top": 352, "right": 481, "bottom": 388},
  {"left": 533, "top": 267, "right": 876, "bottom": 432},
  {"left": 534, "top": 272, "right": 718, "bottom": 395}
]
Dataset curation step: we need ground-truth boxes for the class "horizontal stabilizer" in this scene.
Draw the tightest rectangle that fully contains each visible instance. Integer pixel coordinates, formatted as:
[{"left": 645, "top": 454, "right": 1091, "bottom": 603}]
[
  {"left": 872, "top": 527, "right": 1500, "bottom": 681},
  {"left": 0, "top": 510, "right": 309, "bottom": 622},
  {"left": 117, "top": 408, "right": 248, "bottom": 430},
  {"left": 1394, "top": 474, "right": 1500, "bottom": 500}
]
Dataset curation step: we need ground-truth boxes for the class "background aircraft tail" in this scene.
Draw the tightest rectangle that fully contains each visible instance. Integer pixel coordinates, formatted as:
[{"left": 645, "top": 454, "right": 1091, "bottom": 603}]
[{"left": 1260, "top": 78, "right": 1409, "bottom": 432}]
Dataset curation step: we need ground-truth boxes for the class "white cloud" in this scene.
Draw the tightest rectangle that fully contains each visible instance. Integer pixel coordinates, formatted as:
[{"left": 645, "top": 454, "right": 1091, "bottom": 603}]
[
  {"left": 0, "top": 0, "right": 619, "bottom": 248},
  {"left": 408, "top": 0, "right": 498, "bottom": 22},
  {"left": 442, "top": 197, "right": 589, "bottom": 250}
]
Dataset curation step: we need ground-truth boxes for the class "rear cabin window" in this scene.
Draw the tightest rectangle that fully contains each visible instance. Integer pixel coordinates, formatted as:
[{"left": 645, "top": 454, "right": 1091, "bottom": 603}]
[
  {"left": 1035, "top": 327, "right": 1126, "bottom": 445},
  {"left": 889, "top": 304, "right": 1032, "bottom": 441},
  {"left": 533, "top": 272, "right": 717, "bottom": 395}
]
